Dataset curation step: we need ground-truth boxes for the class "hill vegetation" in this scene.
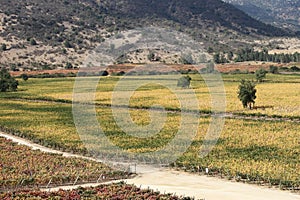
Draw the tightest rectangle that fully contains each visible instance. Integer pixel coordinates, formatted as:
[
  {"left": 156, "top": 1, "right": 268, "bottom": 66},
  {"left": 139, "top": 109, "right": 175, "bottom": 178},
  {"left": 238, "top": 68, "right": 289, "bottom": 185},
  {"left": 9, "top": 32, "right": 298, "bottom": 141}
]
[
  {"left": 224, "top": 0, "right": 300, "bottom": 31},
  {"left": 0, "top": 0, "right": 298, "bottom": 69}
]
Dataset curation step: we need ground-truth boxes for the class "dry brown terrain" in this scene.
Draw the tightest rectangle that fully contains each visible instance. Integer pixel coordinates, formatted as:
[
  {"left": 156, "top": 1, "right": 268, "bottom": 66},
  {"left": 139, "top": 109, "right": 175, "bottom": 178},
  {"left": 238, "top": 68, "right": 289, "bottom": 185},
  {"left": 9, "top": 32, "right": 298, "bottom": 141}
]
[{"left": 9, "top": 62, "right": 295, "bottom": 77}]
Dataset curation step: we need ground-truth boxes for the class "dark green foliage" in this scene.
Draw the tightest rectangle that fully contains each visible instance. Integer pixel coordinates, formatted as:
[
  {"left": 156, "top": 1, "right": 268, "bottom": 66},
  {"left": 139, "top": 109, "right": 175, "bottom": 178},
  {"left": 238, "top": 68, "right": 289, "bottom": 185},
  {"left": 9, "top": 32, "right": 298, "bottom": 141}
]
[
  {"left": 10, "top": 64, "right": 17, "bottom": 71},
  {"left": 231, "top": 48, "right": 300, "bottom": 63},
  {"left": 238, "top": 79, "right": 257, "bottom": 109},
  {"left": 63, "top": 41, "right": 72, "bottom": 48},
  {"left": 1, "top": 43, "right": 7, "bottom": 51},
  {"left": 214, "top": 52, "right": 228, "bottom": 64},
  {"left": 0, "top": 68, "right": 18, "bottom": 92},
  {"left": 227, "top": 51, "right": 234, "bottom": 60},
  {"left": 290, "top": 66, "right": 300, "bottom": 72},
  {"left": 269, "top": 65, "right": 279, "bottom": 74},
  {"left": 65, "top": 62, "right": 73, "bottom": 69},
  {"left": 207, "top": 47, "right": 214, "bottom": 54},
  {"left": 21, "top": 73, "right": 29, "bottom": 81},
  {"left": 177, "top": 75, "right": 191, "bottom": 88},
  {"left": 62, "top": 48, "right": 67, "bottom": 54},
  {"left": 255, "top": 68, "right": 267, "bottom": 82},
  {"left": 30, "top": 38, "right": 37, "bottom": 45},
  {"left": 147, "top": 51, "right": 156, "bottom": 61},
  {"left": 99, "top": 70, "right": 109, "bottom": 76}
]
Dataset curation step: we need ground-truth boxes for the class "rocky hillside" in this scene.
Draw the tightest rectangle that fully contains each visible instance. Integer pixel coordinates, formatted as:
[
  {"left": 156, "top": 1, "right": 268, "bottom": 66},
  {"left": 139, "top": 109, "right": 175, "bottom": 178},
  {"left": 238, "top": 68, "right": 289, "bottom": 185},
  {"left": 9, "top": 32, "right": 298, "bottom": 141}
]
[
  {"left": 0, "top": 0, "right": 297, "bottom": 69},
  {"left": 224, "top": 0, "right": 300, "bottom": 31}
]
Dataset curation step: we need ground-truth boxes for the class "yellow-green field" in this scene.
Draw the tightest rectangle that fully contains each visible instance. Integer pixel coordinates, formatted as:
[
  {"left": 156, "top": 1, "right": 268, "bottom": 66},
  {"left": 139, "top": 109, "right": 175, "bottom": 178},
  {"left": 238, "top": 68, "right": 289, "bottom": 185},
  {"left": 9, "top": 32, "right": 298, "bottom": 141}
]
[
  {"left": 2, "top": 74, "right": 299, "bottom": 117},
  {"left": 0, "top": 73, "right": 299, "bottom": 190}
]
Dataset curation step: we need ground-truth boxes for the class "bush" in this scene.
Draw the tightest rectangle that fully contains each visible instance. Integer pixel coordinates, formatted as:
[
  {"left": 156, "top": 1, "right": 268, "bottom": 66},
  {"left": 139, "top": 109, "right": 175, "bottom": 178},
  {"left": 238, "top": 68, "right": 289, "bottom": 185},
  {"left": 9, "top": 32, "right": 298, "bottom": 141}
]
[
  {"left": 269, "top": 65, "right": 279, "bottom": 74},
  {"left": 65, "top": 62, "right": 73, "bottom": 69},
  {"left": 20, "top": 73, "right": 29, "bottom": 81},
  {"left": 255, "top": 68, "right": 267, "bottom": 82},
  {"left": 238, "top": 79, "right": 257, "bottom": 109},
  {"left": 0, "top": 68, "right": 18, "bottom": 92},
  {"left": 30, "top": 38, "right": 37, "bottom": 45},
  {"left": 290, "top": 66, "right": 300, "bottom": 72},
  {"left": 98, "top": 70, "right": 109, "bottom": 76},
  {"left": 1, "top": 44, "right": 7, "bottom": 51},
  {"left": 177, "top": 75, "right": 191, "bottom": 88}
]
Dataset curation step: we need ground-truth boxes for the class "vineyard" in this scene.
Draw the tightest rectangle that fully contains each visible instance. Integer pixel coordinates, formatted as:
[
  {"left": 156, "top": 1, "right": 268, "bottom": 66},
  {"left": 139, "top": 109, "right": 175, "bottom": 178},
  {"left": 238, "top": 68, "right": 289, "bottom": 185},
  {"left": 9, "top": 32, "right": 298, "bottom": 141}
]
[
  {"left": 1, "top": 74, "right": 300, "bottom": 117},
  {"left": 1, "top": 182, "right": 192, "bottom": 199},
  {"left": 0, "top": 73, "right": 299, "bottom": 194},
  {"left": 0, "top": 137, "right": 130, "bottom": 191}
]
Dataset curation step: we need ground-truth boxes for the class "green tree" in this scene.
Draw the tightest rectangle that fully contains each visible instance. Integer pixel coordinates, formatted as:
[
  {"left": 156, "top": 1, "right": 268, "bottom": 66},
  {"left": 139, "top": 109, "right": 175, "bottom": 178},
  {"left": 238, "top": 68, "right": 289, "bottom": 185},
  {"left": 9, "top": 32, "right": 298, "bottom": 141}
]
[
  {"left": 0, "top": 68, "right": 18, "bottom": 92},
  {"left": 207, "top": 47, "right": 214, "bottom": 54},
  {"left": 269, "top": 65, "right": 279, "bottom": 74},
  {"left": 227, "top": 51, "right": 234, "bottom": 61},
  {"left": 30, "top": 38, "right": 37, "bottom": 45},
  {"left": 177, "top": 75, "right": 191, "bottom": 88},
  {"left": 290, "top": 66, "right": 300, "bottom": 72},
  {"left": 238, "top": 79, "right": 257, "bottom": 109},
  {"left": 255, "top": 68, "right": 267, "bottom": 82},
  {"left": 213, "top": 53, "right": 220, "bottom": 64},
  {"left": 147, "top": 51, "right": 156, "bottom": 61},
  {"left": 62, "top": 48, "right": 67, "bottom": 54},
  {"left": 1, "top": 43, "right": 7, "bottom": 51},
  {"left": 64, "top": 40, "right": 72, "bottom": 48},
  {"left": 21, "top": 73, "right": 29, "bottom": 81},
  {"left": 65, "top": 62, "right": 73, "bottom": 69}
]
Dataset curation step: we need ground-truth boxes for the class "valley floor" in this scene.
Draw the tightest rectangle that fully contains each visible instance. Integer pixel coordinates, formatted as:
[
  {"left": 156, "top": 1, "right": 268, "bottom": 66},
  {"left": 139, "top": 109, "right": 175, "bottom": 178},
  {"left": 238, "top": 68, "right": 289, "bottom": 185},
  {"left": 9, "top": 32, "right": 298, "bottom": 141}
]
[{"left": 1, "top": 132, "right": 299, "bottom": 200}]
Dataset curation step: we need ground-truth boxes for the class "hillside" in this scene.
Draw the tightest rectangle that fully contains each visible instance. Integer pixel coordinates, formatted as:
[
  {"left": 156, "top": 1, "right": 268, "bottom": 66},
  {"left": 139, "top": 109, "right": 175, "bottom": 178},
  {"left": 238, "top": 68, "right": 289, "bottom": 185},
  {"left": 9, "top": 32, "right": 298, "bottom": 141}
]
[
  {"left": 96, "top": 0, "right": 290, "bottom": 36},
  {"left": 223, "top": 0, "right": 300, "bottom": 31},
  {"left": 0, "top": 0, "right": 298, "bottom": 69}
]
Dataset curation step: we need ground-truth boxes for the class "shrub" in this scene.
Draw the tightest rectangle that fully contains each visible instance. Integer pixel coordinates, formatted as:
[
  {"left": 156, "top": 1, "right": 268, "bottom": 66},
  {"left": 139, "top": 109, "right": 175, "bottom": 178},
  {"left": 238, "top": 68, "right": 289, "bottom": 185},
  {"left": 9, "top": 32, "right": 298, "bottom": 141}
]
[
  {"left": 0, "top": 68, "right": 18, "bottom": 92},
  {"left": 21, "top": 73, "right": 29, "bottom": 81},
  {"left": 177, "top": 75, "right": 191, "bottom": 88},
  {"left": 238, "top": 79, "right": 257, "bottom": 109}
]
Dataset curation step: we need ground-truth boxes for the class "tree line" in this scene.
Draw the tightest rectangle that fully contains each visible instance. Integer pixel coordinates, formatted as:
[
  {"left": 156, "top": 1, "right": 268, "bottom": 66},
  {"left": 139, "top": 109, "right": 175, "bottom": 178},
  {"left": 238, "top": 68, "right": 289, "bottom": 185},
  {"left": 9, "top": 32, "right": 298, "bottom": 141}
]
[{"left": 214, "top": 48, "right": 300, "bottom": 64}]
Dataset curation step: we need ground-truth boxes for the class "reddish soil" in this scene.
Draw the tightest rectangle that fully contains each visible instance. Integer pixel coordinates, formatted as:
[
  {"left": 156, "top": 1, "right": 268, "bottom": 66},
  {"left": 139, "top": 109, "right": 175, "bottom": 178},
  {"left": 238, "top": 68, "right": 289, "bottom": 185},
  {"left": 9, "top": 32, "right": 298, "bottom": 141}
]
[
  {"left": 10, "top": 69, "right": 79, "bottom": 76},
  {"left": 9, "top": 63, "right": 289, "bottom": 76}
]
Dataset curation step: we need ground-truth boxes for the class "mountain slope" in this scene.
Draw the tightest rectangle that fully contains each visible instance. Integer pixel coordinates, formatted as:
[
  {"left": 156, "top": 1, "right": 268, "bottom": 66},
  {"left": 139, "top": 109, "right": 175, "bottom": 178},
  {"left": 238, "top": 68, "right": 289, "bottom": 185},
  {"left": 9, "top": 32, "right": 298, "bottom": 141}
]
[
  {"left": 223, "top": 0, "right": 300, "bottom": 31},
  {"left": 0, "top": 0, "right": 297, "bottom": 69},
  {"left": 96, "top": 0, "right": 291, "bottom": 36}
]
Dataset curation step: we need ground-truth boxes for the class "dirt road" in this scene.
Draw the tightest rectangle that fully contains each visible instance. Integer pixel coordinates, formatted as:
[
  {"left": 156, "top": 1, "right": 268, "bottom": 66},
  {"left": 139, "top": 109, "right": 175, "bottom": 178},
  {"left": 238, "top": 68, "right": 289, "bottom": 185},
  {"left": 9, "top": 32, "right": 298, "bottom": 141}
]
[{"left": 1, "top": 132, "right": 299, "bottom": 200}]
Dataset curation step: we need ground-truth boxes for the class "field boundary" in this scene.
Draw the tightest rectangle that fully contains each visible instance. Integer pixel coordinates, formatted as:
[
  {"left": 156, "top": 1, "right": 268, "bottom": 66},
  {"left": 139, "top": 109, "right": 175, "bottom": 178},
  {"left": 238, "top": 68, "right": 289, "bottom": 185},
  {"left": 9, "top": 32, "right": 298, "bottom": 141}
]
[{"left": 5, "top": 97, "right": 300, "bottom": 123}]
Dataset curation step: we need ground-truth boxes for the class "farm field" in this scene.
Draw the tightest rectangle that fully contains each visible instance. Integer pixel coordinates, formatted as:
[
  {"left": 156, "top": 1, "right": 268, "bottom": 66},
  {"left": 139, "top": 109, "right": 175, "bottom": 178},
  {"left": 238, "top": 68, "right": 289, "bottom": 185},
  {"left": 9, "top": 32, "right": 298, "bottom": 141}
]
[
  {"left": 1, "top": 182, "right": 189, "bottom": 199},
  {"left": 0, "top": 73, "right": 299, "bottom": 191},
  {"left": 1, "top": 73, "right": 300, "bottom": 117},
  {"left": 0, "top": 137, "right": 129, "bottom": 192}
]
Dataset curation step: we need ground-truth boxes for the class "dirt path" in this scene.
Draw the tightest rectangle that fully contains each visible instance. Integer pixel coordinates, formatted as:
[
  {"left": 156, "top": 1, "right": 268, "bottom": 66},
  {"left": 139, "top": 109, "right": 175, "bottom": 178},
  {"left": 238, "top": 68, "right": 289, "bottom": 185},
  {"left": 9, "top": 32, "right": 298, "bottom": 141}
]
[
  {"left": 1, "top": 132, "right": 299, "bottom": 200},
  {"left": 6, "top": 97, "right": 300, "bottom": 123}
]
